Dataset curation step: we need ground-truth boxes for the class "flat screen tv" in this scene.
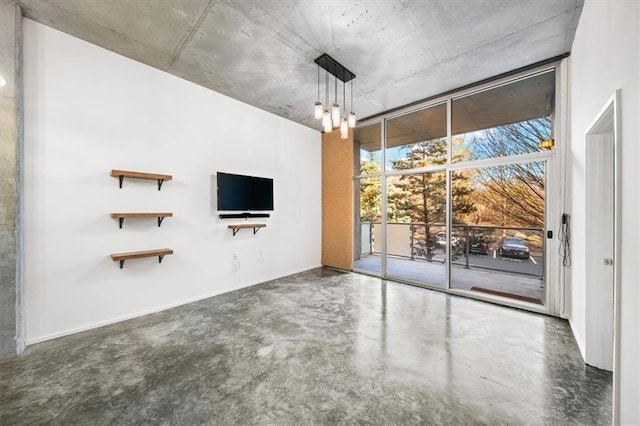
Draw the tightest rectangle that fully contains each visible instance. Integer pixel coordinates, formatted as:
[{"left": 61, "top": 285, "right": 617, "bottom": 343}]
[{"left": 217, "top": 172, "right": 274, "bottom": 211}]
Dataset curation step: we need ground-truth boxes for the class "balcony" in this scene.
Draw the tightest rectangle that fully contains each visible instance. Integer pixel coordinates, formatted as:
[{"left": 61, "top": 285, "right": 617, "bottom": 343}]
[{"left": 355, "top": 222, "right": 545, "bottom": 305}]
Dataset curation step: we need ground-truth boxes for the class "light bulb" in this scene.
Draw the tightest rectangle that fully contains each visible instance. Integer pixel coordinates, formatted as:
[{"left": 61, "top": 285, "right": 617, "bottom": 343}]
[
  {"left": 331, "top": 104, "right": 340, "bottom": 128},
  {"left": 348, "top": 112, "right": 356, "bottom": 128},
  {"left": 322, "top": 110, "right": 332, "bottom": 133},
  {"left": 314, "top": 102, "right": 323, "bottom": 120},
  {"left": 340, "top": 117, "right": 348, "bottom": 139}
]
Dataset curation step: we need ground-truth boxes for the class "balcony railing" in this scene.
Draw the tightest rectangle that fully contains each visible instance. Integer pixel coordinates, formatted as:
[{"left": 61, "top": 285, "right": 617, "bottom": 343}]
[{"left": 358, "top": 222, "right": 544, "bottom": 278}]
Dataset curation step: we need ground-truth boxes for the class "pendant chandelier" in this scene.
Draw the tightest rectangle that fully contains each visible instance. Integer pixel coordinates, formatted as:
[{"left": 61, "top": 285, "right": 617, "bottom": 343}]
[{"left": 313, "top": 54, "right": 356, "bottom": 139}]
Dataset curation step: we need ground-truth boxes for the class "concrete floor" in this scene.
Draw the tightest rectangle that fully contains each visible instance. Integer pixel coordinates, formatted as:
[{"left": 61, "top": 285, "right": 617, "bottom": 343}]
[{"left": 0, "top": 268, "right": 611, "bottom": 425}]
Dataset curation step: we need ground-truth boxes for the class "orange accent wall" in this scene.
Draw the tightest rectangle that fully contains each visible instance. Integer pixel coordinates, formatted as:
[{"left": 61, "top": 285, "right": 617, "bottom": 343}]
[{"left": 321, "top": 129, "right": 354, "bottom": 270}]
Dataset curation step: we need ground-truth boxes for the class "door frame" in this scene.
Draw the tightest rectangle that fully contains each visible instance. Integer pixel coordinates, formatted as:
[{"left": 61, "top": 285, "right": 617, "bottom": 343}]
[{"left": 584, "top": 90, "right": 621, "bottom": 424}]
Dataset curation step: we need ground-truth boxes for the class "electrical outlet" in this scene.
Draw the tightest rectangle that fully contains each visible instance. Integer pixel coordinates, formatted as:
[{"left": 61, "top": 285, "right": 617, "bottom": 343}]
[
  {"left": 232, "top": 254, "right": 240, "bottom": 271},
  {"left": 257, "top": 250, "right": 265, "bottom": 263}
]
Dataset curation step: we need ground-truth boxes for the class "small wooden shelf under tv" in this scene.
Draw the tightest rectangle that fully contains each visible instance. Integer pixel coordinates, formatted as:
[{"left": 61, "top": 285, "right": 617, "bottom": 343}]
[
  {"left": 228, "top": 223, "right": 266, "bottom": 236},
  {"left": 111, "top": 248, "right": 173, "bottom": 269},
  {"left": 110, "top": 212, "right": 173, "bottom": 228},
  {"left": 110, "top": 169, "right": 173, "bottom": 190}
]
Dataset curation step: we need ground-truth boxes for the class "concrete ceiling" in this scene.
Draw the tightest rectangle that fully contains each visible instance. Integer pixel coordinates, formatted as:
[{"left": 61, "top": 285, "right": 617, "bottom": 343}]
[{"left": 17, "top": 0, "right": 583, "bottom": 131}]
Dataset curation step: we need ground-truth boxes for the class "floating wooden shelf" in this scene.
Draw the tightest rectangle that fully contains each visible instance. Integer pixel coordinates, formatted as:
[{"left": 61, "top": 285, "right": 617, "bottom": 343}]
[
  {"left": 110, "top": 212, "right": 173, "bottom": 228},
  {"left": 111, "top": 248, "right": 173, "bottom": 269},
  {"left": 110, "top": 169, "right": 173, "bottom": 190},
  {"left": 228, "top": 223, "right": 266, "bottom": 236}
]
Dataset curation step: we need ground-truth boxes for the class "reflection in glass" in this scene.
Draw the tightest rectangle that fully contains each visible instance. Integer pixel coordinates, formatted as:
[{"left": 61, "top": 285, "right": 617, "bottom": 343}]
[
  {"left": 354, "top": 177, "right": 382, "bottom": 274},
  {"left": 450, "top": 162, "right": 546, "bottom": 305},
  {"left": 354, "top": 123, "right": 381, "bottom": 176}
]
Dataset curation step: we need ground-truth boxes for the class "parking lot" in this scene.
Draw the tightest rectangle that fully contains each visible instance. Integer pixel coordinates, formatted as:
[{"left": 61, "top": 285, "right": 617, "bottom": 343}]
[{"left": 430, "top": 249, "right": 543, "bottom": 277}]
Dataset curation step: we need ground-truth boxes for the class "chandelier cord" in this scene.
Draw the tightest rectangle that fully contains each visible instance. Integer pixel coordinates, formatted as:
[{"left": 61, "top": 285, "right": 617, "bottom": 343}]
[
  {"left": 325, "top": 67, "right": 329, "bottom": 107},
  {"left": 343, "top": 78, "right": 346, "bottom": 113},
  {"left": 350, "top": 80, "right": 353, "bottom": 113},
  {"left": 334, "top": 70, "right": 337, "bottom": 105}
]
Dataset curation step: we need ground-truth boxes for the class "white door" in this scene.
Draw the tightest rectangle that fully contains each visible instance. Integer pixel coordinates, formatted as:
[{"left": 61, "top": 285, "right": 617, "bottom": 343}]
[{"left": 585, "top": 126, "right": 615, "bottom": 371}]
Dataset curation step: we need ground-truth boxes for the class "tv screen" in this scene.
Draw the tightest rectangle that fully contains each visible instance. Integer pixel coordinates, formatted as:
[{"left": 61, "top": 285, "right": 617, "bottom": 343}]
[{"left": 217, "top": 172, "right": 274, "bottom": 211}]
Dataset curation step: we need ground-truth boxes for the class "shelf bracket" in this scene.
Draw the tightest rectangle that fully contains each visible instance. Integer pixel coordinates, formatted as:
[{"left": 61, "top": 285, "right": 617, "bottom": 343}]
[
  {"left": 158, "top": 217, "right": 164, "bottom": 227},
  {"left": 157, "top": 179, "right": 164, "bottom": 191},
  {"left": 118, "top": 218, "right": 125, "bottom": 229},
  {"left": 118, "top": 175, "right": 124, "bottom": 189},
  {"left": 229, "top": 224, "right": 265, "bottom": 236},
  {"left": 119, "top": 256, "right": 165, "bottom": 267}
]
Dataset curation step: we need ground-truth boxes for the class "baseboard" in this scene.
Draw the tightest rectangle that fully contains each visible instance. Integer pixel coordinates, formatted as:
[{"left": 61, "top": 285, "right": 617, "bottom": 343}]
[
  {"left": 26, "top": 264, "right": 322, "bottom": 346},
  {"left": 569, "top": 318, "right": 586, "bottom": 361}
]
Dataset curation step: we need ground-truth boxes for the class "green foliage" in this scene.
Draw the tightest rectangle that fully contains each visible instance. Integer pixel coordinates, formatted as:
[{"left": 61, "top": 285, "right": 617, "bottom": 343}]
[
  {"left": 389, "top": 139, "right": 475, "bottom": 225},
  {"left": 358, "top": 152, "right": 381, "bottom": 222}
]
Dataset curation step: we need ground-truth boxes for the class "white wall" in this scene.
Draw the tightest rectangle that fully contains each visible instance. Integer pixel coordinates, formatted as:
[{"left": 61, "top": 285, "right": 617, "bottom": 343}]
[
  {"left": 22, "top": 20, "right": 322, "bottom": 343},
  {"left": 569, "top": 1, "right": 639, "bottom": 423}
]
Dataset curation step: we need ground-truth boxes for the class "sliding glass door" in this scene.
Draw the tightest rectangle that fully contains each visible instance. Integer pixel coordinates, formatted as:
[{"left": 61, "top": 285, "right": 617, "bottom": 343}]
[
  {"left": 449, "top": 162, "right": 546, "bottom": 305},
  {"left": 448, "top": 71, "right": 552, "bottom": 306}
]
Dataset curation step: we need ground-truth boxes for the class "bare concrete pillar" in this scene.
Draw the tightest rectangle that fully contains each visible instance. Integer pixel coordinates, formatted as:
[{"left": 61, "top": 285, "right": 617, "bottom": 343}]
[{"left": 0, "top": 0, "right": 24, "bottom": 357}]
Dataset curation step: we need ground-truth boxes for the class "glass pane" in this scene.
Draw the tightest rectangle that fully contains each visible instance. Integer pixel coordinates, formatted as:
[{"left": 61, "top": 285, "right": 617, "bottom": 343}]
[
  {"left": 386, "top": 103, "right": 447, "bottom": 171},
  {"left": 354, "top": 177, "right": 382, "bottom": 274},
  {"left": 450, "top": 162, "right": 545, "bottom": 305},
  {"left": 452, "top": 71, "right": 554, "bottom": 163},
  {"left": 385, "top": 171, "right": 446, "bottom": 288},
  {"left": 354, "top": 123, "right": 382, "bottom": 176}
]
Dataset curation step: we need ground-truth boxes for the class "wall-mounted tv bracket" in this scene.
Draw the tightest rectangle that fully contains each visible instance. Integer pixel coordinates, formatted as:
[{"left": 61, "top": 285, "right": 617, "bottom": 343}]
[
  {"left": 219, "top": 213, "right": 270, "bottom": 220},
  {"left": 110, "top": 170, "right": 173, "bottom": 191},
  {"left": 228, "top": 224, "right": 266, "bottom": 236}
]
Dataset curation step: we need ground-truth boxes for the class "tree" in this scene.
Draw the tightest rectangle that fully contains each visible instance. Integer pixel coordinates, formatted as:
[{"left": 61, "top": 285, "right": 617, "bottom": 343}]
[
  {"left": 463, "top": 118, "right": 549, "bottom": 228},
  {"left": 358, "top": 152, "right": 381, "bottom": 222},
  {"left": 389, "top": 138, "right": 476, "bottom": 259},
  {"left": 466, "top": 117, "right": 550, "bottom": 161}
]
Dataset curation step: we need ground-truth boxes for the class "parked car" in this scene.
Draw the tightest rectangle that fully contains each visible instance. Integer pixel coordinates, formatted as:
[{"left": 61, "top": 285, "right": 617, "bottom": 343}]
[
  {"left": 457, "top": 231, "right": 494, "bottom": 255},
  {"left": 499, "top": 237, "right": 530, "bottom": 259},
  {"left": 436, "top": 232, "right": 460, "bottom": 248},
  {"left": 469, "top": 239, "right": 489, "bottom": 255}
]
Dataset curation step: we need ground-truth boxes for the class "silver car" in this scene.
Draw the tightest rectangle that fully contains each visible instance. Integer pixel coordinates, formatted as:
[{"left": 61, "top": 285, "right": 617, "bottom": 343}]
[{"left": 499, "top": 237, "right": 530, "bottom": 259}]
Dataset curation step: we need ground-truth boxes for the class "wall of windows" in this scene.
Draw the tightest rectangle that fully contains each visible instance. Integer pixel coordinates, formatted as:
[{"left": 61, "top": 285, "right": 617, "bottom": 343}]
[{"left": 353, "top": 66, "right": 560, "bottom": 314}]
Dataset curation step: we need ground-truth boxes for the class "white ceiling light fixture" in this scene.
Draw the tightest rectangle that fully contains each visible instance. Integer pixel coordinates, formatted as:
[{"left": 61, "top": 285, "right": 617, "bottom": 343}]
[{"left": 313, "top": 54, "right": 356, "bottom": 139}]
